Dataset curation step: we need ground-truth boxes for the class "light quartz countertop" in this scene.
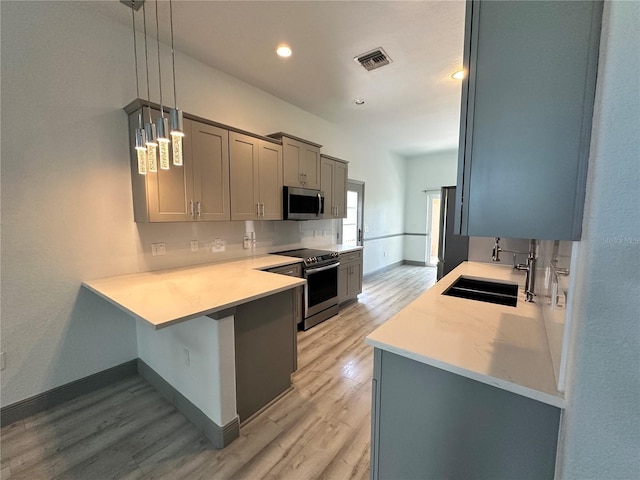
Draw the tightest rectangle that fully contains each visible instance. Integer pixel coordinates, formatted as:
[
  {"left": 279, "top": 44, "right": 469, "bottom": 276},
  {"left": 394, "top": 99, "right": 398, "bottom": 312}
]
[
  {"left": 83, "top": 255, "right": 305, "bottom": 329},
  {"left": 318, "top": 244, "right": 363, "bottom": 253},
  {"left": 365, "top": 261, "right": 564, "bottom": 408}
]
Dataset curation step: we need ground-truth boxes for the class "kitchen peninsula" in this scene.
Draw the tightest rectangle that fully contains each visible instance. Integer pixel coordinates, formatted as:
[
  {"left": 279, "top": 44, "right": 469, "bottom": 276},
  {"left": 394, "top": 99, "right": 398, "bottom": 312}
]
[
  {"left": 82, "top": 254, "right": 305, "bottom": 448},
  {"left": 366, "top": 261, "right": 563, "bottom": 479}
]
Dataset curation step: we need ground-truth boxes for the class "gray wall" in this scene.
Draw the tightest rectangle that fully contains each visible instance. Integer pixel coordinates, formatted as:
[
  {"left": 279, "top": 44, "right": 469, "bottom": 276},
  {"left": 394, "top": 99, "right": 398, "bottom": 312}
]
[
  {"left": 0, "top": 1, "right": 406, "bottom": 407},
  {"left": 556, "top": 1, "right": 640, "bottom": 478},
  {"left": 403, "top": 150, "right": 458, "bottom": 263}
]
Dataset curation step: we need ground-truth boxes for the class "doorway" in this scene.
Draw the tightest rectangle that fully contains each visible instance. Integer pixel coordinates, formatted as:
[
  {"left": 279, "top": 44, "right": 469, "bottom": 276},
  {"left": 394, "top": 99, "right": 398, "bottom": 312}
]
[
  {"left": 340, "top": 180, "right": 364, "bottom": 246},
  {"left": 425, "top": 190, "right": 441, "bottom": 266}
]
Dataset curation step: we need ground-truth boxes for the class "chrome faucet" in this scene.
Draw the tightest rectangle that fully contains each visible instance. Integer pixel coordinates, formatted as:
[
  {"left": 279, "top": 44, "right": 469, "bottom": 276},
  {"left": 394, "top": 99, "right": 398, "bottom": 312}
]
[
  {"left": 491, "top": 237, "right": 528, "bottom": 269},
  {"left": 491, "top": 237, "right": 502, "bottom": 262},
  {"left": 491, "top": 237, "right": 537, "bottom": 302},
  {"left": 514, "top": 239, "right": 538, "bottom": 302}
]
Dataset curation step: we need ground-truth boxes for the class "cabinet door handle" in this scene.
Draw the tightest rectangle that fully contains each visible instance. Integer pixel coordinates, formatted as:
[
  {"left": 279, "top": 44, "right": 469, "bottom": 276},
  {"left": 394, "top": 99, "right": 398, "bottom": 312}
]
[
  {"left": 197, "top": 201, "right": 201, "bottom": 218},
  {"left": 256, "top": 202, "right": 260, "bottom": 216},
  {"left": 260, "top": 203, "right": 265, "bottom": 216},
  {"left": 190, "top": 200, "right": 194, "bottom": 218}
]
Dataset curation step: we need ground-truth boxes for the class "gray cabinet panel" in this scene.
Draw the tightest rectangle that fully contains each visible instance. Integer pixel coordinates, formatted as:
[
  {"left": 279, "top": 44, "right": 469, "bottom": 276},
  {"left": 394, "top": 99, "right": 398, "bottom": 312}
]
[
  {"left": 230, "top": 132, "right": 283, "bottom": 221},
  {"left": 191, "top": 122, "right": 230, "bottom": 221},
  {"left": 371, "top": 349, "right": 560, "bottom": 480},
  {"left": 234, "top": 290, "right": 295, "bottom": 422},
  {"left": 457, "top": 1, "right": 602, "bottom": 240},
  {"left": 338, "top": 250, "right": 362, "bottom": 304},
  {"left": 273, "top": 134, "right": 321, "bottom": 189},
  {"left": 320, "top": 155, "right": 348, "bottom": 219}
]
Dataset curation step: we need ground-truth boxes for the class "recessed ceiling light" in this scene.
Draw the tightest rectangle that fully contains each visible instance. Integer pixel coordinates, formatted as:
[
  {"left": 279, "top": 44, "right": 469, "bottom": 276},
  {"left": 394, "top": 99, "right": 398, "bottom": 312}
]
[
  {"left": 276, "top": 45, "right": 292, "bottom": 58},
  {"left": 354, "top": 99, "right": 366, "bottom": 106},
  {"left": 451, "top": 69, "right": 465, "bottom": 80}
]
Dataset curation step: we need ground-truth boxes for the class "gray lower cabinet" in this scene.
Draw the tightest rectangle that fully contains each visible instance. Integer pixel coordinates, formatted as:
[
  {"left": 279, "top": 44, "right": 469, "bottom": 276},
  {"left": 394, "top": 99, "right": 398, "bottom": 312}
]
[
  {"left": 234, "top": 289, "right": 295, "bottom": 422},
  {"left": 456, "top": 0, "right": 603, "bottom": 240},
  {"left": 265, "top": 262, "right": 304, "bottom": 370},
  {"left": 370, "top": 348, "right": 561, "bottom": 480},
  {"left": 338, "top": 250, "right": 362, "bottom": 304}
]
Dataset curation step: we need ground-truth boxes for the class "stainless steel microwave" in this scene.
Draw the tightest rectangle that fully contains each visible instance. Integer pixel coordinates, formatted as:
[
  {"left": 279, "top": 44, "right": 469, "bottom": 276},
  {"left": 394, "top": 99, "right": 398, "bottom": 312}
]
[{"left": 283, "top": 186, "right": 325, "bottom": 220}]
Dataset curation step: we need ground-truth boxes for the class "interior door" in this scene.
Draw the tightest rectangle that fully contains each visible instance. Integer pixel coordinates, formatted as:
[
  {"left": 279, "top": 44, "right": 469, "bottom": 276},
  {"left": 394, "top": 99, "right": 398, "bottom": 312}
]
[{"left": 340, "top": 180, "right": 364, "bottom": 246}]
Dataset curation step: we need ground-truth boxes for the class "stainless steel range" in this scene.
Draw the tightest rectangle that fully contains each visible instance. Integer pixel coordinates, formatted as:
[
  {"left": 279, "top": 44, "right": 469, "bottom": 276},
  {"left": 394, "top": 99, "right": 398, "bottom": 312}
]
[{"left": 275, "top": 248, "right": 340, "bottom": 330}]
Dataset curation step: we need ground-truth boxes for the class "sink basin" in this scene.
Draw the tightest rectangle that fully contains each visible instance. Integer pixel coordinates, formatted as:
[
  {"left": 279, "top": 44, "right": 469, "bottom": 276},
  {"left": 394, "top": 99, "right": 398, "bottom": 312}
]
[{"left": 443, "top": 276, "right": 518, "bottom": 307}]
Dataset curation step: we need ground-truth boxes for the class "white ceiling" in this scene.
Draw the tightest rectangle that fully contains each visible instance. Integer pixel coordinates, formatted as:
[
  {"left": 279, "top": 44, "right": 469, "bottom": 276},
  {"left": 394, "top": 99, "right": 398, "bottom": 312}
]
[{"left": 91, "top": 0, "right": 466, "bottom": 157}]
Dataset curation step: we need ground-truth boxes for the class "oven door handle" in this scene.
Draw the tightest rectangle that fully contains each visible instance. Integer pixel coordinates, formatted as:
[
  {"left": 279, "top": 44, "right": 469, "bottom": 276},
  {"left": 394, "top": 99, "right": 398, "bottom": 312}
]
[
  {"left": 317, "top": 193, "right": 322, "bottom": 216},
  {"left": 305, "top": 262, "right": 340, "bottom": 275}
]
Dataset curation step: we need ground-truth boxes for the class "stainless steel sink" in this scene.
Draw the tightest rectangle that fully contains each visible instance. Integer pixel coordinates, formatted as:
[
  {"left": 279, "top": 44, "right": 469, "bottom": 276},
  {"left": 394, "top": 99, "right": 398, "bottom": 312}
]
[{"left": 442, "top": 276, "right": 518, "bottom": 307}]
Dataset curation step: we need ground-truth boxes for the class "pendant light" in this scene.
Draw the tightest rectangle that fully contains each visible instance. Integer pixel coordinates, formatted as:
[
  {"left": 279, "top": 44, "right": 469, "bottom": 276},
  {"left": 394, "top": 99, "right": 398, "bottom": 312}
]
[
  {"left": 168, "top": 0, "right": 184, "bottom": 166},
  {"left": 154, "top": 0, "right": 171, "bottom": 170},
  {"left": 131, "top": 2, "right": 147, "bottom": 175},
  {"left": 142, "top": 0, "right": 158, "bottom": 173}
]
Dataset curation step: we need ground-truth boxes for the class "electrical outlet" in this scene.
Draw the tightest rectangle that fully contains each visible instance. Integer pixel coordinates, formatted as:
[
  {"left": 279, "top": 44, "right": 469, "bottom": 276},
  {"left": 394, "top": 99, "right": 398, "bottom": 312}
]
[
  {"left": 243, "top": 235, "right": 252, "bottom": 249},
  {"left": 190, "top": 240, "right": 198, "bottom": 253},
  {"left": 211, "top": 238, "right": 225, "bottom": 252},
  {"left": 183, "top": 347, "right": 190, "bottom": 366},
  {"left": 0, "top": 352, "right": 5, "bottom": 371},
  {"left": 151, "top": 243, "right": 166, "bottom": 256}
]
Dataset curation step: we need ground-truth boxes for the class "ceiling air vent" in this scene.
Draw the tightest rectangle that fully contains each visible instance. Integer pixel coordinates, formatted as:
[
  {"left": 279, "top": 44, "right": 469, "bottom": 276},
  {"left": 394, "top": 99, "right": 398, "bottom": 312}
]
[{"left": 354, "top": 47, "right": 393, "bottom": 72}]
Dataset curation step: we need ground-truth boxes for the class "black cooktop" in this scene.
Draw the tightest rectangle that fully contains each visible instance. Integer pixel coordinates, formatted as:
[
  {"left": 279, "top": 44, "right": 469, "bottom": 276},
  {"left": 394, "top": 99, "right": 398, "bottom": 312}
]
[{"left": 274, "top": 248, "right": 339, "bottom": 266}]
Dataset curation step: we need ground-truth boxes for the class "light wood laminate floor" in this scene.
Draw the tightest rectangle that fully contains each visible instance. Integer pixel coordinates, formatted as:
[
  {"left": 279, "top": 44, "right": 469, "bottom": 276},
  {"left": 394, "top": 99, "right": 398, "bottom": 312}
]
[{"left": 1, "top": 265, "right": 436, "bottom": 480}]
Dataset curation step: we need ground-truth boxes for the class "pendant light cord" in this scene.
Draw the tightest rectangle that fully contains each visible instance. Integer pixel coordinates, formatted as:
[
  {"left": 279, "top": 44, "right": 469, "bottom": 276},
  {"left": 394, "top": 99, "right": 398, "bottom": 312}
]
[
  {"left": 170, "top": 0, "right": 178, "bottom": 109},
  {"left": 155, "top": 0, "right": 164, "bottom": 117},
  {"left": 131, "top": 2, "right": 142, "bottom": 127},
  {"left": 143, "top": 1, "right": 153, "bottom": 124}
]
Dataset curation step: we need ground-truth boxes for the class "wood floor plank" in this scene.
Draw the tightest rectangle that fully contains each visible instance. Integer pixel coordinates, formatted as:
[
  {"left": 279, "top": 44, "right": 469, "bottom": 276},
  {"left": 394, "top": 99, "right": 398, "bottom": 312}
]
[
  {"left": 315, "top": 416, "right": 372, "bottom": 480},
  {"left": 0, "top": 265, "right": 436, "bottom": 480},
  {"left": 10, "top": 393, "right": 174, "bottom": 479}
]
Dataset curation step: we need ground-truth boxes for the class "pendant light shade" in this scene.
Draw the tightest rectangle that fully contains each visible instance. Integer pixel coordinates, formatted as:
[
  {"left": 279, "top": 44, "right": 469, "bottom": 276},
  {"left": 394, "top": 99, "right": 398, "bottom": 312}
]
[
  {"left": 170, "top": 107, "right": 184, "bottom": 166},
  {"left": 144, "top": 121, "right": 158, "bottom": 173},
  {"left": 135, "top": 126, "right": 147, "bottom": 175},
  {"left": 156, "top": 115, "right": 171, "bottom": 170}
]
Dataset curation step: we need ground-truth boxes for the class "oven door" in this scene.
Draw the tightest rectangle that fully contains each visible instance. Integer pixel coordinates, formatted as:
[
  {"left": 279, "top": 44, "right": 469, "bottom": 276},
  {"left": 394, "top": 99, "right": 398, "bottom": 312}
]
[{"left": 304, "top": 262, "right": 339, "bottom": 317}]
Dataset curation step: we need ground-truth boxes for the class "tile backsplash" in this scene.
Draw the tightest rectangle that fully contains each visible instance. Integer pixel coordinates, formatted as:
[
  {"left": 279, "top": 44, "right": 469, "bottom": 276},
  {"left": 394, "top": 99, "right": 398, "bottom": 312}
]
[
  {"left": 135, "top": 218, "right": 339, "bottom": 272},
  {"left": 536, "top": 239, "right": 573, "bottom": 389}
]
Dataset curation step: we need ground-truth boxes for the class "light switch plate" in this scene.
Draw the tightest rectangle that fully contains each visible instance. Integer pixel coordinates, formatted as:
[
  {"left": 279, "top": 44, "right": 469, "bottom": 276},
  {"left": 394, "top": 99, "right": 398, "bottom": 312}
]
[{"left": 191, "top": 240, "right": 198, "bottom": 253}]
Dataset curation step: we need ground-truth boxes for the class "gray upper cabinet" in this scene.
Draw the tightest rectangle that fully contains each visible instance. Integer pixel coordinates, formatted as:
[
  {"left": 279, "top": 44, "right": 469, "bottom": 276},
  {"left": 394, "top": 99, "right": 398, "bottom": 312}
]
[
  {"left": 190, "top": 121, "right": 231, "bottom": 222},
  {"left": 269, "top": 133, "right": 322, "bottom": 190},
  {"left": 320, "top": 155, "right": 348, "bottom": 219},
  {"left": 455, "top": 0, "right": 603, "bottom": 240},
  {"left": 229, "top": 131, "right": 283, "bottom": 221},
  {"left": 129, "top": 107, "right": 231, "bottom": 223}
]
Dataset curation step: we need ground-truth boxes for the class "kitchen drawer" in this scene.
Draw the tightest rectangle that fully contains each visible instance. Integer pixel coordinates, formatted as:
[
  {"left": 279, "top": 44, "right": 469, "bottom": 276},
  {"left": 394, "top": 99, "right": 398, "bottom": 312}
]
[
  {"left": 267, "top": 263, "right": 302, "bottom": 277},
  {"left": 340, "top": 250, "right": 362, "bottom": 263}
]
